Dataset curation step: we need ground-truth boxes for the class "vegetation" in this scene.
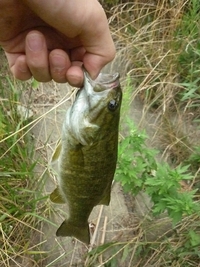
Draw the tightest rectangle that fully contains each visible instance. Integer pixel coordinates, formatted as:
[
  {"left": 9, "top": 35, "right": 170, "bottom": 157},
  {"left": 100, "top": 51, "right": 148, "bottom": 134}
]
[
  {"left": 0, "top": 70, "right": 48, "bottom": 266},
  {"left": 86, "top": 0, "right": 200, "bottom": 266},
  {"left": 1, "top": 0, "right": 200, "bottom": 266}
]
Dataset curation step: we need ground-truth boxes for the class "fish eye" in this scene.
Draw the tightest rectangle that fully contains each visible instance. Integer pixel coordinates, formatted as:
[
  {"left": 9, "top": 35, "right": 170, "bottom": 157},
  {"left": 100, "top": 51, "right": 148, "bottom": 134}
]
[{"left": 108, "top": 99, "right": 118, "bottom": 111}]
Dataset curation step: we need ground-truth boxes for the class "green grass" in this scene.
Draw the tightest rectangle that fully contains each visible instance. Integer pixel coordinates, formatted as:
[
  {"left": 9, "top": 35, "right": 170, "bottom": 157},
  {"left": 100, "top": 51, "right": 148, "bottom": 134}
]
[
  {"left": 0, "top": 72, "right": 48, "bottom": 266},
  {"left": 1, "top": 0, "right": 200, "bottom": 265},
  {"left": 84, "top": 1, "right": 200, "bottom": 266}
]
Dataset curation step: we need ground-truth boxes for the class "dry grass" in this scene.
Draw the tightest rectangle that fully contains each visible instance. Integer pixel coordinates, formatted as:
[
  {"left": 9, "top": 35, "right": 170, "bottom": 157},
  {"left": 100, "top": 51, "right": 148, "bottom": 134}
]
[
  {"left": 98, "top": 1, "right": 200, "bottom": 266},
  {"left": 107, "top": 0, "right": 200, "bottom": 155},
  {"left": 83, "top": 212, "right": 200, "bottom": 267},
  {"left": 109, "top": 0, "right": 186, "bottom": 104},
  {"left": 0, "top": 71, "right": 76, "bottom": 266},
  {"left": 1, "top": 0, "right": 200, "bottom": 266},
  {"left": 0, "top": 77, "right": 39, "bottom": 266}
]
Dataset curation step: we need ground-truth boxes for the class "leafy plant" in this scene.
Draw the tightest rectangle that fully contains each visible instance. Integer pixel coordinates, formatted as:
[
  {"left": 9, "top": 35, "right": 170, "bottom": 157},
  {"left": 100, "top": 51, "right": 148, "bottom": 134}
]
[
  {"left": 115, "top": 119, "right": 199, "bottom": 224},
  {"left": 116, "top": 118, "right": 157, "bottom": 195},
  {"left": 146, "top": 164, "right": 198, "bottom": 223}
]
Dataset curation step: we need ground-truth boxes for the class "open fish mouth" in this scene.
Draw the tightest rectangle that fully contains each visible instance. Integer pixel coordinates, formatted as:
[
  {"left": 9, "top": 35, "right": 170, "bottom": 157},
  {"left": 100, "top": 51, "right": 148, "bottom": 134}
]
[
  {"left": 84, "top": 71, "right": 120, "bottom": 92},
  {"left": 95, "top": 73, "right": 120, "bottom": 84}
]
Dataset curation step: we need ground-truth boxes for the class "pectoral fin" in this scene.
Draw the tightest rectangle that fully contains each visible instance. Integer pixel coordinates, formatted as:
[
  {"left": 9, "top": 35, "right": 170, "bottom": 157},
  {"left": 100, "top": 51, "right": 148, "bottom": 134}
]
[
  {"left": 50, "top": 187, "right": 65, "bottom": 204},
  {"left": 56, "top": 220, "right": 90, "bottom": 244}
]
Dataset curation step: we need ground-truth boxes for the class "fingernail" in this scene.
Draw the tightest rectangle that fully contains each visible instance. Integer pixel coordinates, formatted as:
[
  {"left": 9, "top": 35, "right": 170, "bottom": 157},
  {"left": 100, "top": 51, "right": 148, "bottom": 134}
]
[{"left": 27, "top": 33, "right": 43, "bottom": 52}]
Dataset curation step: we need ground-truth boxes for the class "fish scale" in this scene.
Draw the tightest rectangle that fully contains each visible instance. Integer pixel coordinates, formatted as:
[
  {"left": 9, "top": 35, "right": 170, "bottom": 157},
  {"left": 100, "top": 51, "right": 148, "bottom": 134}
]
[{"left": 50, "top": 71, "right": 122, "bottom": 244}]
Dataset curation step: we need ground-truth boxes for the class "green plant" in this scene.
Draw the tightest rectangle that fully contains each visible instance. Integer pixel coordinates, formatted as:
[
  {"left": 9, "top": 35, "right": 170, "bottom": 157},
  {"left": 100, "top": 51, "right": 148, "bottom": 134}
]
[
  {"left": 187, "top": 146, "right": 200, "bottom": 169},
  {"left": 88, "top": 1, "right": 200, "bottom": 266},
  {"left": 0, "top": 75, "right": 46, "bottom": 266},
  {"left": 175, "top": 0, "right": 200, "bottom": 108},
  {"left": 145, "top": 164, "right": 198, "bottom": 224},
  {"left": 116, "top": 118, "right": 157, "bottom": 195},
  {"left": 115, "top": 119, "right": 199, "bottom": 224}
]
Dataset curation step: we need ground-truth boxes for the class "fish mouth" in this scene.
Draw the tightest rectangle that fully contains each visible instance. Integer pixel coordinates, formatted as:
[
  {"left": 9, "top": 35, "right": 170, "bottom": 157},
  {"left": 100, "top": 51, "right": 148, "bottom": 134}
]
[
  {"left": 95, "top": 73, "right": 120, "bottom": 84},
  {"left": 84, "top": 70, "right": 120, "bottom": 92},
  {"left": 94, "top": 73, "right": 120, "bottom": 91}
]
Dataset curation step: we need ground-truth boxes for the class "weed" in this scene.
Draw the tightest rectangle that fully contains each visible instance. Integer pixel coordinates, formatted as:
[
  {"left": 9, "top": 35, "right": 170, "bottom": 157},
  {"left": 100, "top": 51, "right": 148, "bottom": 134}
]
[
  {"left": 173, "top": 0, "right": 200, "bottom": 111},
  {"left": 0, "top": 74, "right": 46, "bottom": 266},
  {"left": 116, "top": 119, "right": 199, "bottom": 225},
  {"left": 117, "top": 118, "right": 157, "bottom": 195},
  {"left": 1, "top": 1, "right": 200, "bottom": 266},
  {"left": 91, "top": 2, "right": 200, "bottom": 264}
]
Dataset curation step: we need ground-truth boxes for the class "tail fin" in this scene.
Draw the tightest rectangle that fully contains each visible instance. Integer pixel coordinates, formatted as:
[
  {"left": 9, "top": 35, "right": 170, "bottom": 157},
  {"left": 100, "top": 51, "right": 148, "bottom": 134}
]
[{"left": 56, "top": 220, "right": 90, "bottom": 244}]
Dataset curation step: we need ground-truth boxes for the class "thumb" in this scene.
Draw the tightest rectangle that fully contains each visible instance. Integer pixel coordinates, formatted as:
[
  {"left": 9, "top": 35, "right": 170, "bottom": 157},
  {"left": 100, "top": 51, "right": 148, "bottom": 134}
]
[{"left": 83, "top": 47, "right": 115, "bottom": 80}]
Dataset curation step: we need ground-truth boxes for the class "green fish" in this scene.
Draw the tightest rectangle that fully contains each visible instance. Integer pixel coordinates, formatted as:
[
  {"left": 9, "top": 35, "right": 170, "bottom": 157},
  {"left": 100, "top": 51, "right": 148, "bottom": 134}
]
[{"left": 50, "top": 71, "right": 122, "bottom": 244}]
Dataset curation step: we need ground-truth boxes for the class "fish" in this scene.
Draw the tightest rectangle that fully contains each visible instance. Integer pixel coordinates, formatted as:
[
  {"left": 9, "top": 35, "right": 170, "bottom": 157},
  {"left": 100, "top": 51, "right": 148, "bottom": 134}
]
[{"left": 50, "top": 70, "right": 122, "bottom": 244}]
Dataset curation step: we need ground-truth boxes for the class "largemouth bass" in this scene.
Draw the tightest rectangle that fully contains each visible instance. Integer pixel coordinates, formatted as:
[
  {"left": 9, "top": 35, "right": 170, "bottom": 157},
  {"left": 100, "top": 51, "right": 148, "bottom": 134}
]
[{"left": 50, "top": 71, "right": 122, "bottom": 244}]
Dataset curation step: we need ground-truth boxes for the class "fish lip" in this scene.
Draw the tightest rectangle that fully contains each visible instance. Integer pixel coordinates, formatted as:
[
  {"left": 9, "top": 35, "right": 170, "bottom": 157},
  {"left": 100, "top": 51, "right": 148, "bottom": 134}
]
[
  {"left": 94, "top": 73, "right": 120, "bottom": 85},
  {"left": 84, "top": 70, "right": 120, "bottom": 91}
]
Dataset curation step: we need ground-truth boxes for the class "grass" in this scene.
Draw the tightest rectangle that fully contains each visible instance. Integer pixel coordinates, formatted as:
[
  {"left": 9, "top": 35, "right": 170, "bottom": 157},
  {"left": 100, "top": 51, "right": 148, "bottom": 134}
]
[
  {"left": 84, "top": 213, "right": 200, "bottom": 266},
  {"left": 0, "top": 62, "right": 81, "bottom": 266},
  {"left": 0, "top": 67, "right": 52, "bottom": 266},
  {"left": 86, "top": 0, "right": 200, "bottom": 266},
  {"left": 1, "top": 0, "right": 200, "bottom": 266},
  {"left": 107, "top": 0, "right": 200, "bottom": 168}
]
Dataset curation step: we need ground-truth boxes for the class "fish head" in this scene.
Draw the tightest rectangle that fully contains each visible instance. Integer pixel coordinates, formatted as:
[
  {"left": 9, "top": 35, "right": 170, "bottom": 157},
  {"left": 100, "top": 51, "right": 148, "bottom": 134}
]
[
  {"left": 67, "top": 70, "right": 122, "bottom": 145},
  {"left": 84, "top": 71, "right": 122, "bottom": 117}
]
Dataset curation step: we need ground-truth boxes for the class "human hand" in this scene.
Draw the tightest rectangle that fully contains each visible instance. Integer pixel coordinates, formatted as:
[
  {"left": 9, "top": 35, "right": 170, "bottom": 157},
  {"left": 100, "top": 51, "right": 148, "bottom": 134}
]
[{"left": 0, "top": 0, "right": 115, "bottom": 87}]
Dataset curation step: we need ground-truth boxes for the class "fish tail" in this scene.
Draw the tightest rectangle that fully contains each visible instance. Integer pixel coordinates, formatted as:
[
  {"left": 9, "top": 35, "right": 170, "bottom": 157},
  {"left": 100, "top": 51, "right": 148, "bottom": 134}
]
[{"left": 56, "top": 220, "right": 90, "bottom": 244}]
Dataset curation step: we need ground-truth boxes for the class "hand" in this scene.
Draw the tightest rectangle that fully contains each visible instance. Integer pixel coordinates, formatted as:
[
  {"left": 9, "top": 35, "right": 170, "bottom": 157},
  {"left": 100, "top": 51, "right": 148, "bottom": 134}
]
[{"left": 0, "top": 0, "right": 115, "bottom": 86}]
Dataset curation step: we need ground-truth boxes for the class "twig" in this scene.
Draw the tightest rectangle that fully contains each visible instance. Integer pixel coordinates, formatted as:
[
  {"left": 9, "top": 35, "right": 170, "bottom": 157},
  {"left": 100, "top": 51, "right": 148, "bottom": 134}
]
[
  {"left": 100, "top": 216, "right": 107, "bottom": 245},
  {"left": 98, "top": 216, "right": 108, "bottom": 265},
  {"left": 84, "top": 205, "right": 104, "bottom": 266},
  {"left": 89, "top": 205, "right": 104, "bottom": 251}
]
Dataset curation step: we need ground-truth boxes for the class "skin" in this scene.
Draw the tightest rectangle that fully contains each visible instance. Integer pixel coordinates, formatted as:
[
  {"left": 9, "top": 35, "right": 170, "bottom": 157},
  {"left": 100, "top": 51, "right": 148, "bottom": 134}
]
[{"left": 0, "top": 0, "right": 116, "bottom": 87}]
